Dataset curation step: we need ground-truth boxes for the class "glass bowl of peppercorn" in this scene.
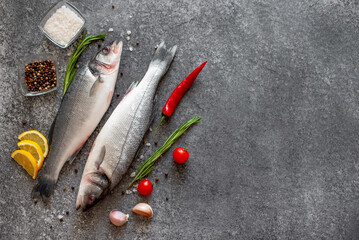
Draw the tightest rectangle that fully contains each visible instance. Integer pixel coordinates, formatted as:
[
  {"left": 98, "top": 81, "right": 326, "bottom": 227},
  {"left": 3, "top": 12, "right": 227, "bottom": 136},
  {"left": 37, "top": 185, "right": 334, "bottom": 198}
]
[{"left": 18, "top": 53, "right": 58, "bottom": 96}]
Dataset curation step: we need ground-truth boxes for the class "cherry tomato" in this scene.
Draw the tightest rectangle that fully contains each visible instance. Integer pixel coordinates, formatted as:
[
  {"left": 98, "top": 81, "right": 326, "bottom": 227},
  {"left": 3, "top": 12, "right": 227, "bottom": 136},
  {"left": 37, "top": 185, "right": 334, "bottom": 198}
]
[
  {"left": 173, "top": 147, "right": 189, "bottom": 164},
  {"left": 137, "top": 180, "right": 153, "bottom": 195}
]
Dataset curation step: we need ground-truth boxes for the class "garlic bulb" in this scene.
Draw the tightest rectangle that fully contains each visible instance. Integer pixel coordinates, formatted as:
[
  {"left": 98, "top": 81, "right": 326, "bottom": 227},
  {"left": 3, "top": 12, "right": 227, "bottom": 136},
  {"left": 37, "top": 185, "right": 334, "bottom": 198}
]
[
  {"left": 109, "top": 210, "right": 129, "bottom": 226},
  {"left": 132, "top": 203, "right": 153, "bottom": 218}
]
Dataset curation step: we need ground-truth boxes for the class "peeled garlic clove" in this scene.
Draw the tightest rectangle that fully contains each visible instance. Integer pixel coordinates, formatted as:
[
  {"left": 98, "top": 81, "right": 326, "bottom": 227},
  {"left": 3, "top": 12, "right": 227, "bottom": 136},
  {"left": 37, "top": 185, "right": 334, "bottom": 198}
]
[
  {"left": 132, "top": 203, "right": 153, "bottom": 218},
  {"left": 109, "top": 210, "right": 129, "bottom": 226}
]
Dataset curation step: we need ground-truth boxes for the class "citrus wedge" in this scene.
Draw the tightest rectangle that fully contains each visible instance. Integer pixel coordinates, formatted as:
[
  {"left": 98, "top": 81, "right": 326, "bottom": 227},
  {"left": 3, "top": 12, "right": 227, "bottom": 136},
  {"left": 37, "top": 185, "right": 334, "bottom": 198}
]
[
  {"left": 18, "top": 130, "right": 49, "bottom": 158},
  {"left": 11, "top": 150, "right": 38, "bottom": 179},
  {"left": 17, "top": 140, "right": 44, "bottom": 169}
]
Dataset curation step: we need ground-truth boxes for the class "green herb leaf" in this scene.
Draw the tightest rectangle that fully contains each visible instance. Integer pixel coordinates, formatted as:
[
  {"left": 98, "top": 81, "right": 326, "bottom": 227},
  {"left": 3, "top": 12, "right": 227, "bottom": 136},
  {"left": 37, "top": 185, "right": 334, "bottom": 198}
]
[
  {"left": 62, "top": 31, "right": 106, "bottom": 96},
  {"left": 129, "top": 116, "right": 201, "bottom": 187}
]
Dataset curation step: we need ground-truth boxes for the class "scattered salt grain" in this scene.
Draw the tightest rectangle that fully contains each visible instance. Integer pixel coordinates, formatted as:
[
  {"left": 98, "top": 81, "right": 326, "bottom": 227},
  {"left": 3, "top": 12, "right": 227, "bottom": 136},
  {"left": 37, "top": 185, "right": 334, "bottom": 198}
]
[
  {"left": 108, "top": 28, "right": 114, "bottom": 32},
  {"left": 127, "top": 30, "right": 132, "bottom": 35},
  {"left": 133, "top": 184, "right": 138, "bottom": 188},
  {"left": 140, "top": 155, "right": 144, "bottom": 160},
  {"left": 129, "top": 46, "right": 133, "bottom": 52},
  {"left": 44, "top": 5, "right": 84, "bottom": 46},
  {"left": 130, "top": 172, "right": 136, "bottom": 178},
  {"left": 125, "top": 190, "right": 132, "bottom": 195},
  {"left": 57, "top": 215, "right": 64, "bottom": 220},
  {"left": 145, "top": 143, "right": 151, "bottom": 147},
  {"left": 126, "top": 36, "right": 131, "bottom": 41},
  {"left": 149, "top": 127, "right": 153, "bottom": 132},
  {"left": 132, "top": 188, "right": 137, "bottom": 193}
]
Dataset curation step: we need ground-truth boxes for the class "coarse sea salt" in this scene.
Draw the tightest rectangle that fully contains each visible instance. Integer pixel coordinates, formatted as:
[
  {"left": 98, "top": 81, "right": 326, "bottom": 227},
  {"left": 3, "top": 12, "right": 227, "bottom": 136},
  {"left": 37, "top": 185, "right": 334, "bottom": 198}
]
[{"left": 44, "top": 5, "right": 84, "bottom": 46}]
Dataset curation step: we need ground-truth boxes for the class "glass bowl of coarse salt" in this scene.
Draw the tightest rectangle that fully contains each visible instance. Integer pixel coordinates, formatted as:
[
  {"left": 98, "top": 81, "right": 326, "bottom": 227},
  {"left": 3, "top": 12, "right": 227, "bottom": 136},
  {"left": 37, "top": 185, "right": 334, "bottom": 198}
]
[{"left": 38, "top": 1, "right": 86, "bottom": 48}]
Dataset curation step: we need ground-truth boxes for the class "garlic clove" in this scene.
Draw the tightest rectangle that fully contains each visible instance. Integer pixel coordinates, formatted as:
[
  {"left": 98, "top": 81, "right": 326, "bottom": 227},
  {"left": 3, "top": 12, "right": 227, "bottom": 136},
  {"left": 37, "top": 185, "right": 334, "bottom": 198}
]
[
  {"left": 132, "top": 203, "right": 153, "bottom": 218},
  {"left": 109, "top": 210, "right": 129, "bottom": 226}
]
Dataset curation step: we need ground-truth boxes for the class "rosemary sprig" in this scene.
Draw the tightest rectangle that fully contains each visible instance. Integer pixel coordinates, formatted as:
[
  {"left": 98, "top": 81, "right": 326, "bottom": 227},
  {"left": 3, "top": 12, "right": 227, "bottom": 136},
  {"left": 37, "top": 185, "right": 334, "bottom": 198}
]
[
  {"left": 129, "top": 116, "right": 201, "bottom": 187},
  {"left": 62, "top": 30, "right": 106, "bottom": 96}
]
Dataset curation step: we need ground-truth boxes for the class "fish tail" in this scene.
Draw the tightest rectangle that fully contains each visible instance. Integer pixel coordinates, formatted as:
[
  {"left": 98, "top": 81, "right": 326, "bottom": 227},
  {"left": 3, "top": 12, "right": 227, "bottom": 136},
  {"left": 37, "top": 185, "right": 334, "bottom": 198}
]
[
  {"left": 32, "top": 175, "right": 56, "bottom": 203},
  {"left": 148, "top": 41, "right": 177, "bottom": 75}
]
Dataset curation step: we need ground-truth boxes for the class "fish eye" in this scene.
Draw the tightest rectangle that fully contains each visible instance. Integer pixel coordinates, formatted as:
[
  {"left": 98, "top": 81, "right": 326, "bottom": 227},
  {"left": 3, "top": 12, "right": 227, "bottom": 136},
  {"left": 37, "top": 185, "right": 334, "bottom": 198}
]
[
  {"left": 88, "top": 194, "right": 96, "bottom": 203},
  {"left": 102, "top": 47, "right": 110, "bottom": 54}
]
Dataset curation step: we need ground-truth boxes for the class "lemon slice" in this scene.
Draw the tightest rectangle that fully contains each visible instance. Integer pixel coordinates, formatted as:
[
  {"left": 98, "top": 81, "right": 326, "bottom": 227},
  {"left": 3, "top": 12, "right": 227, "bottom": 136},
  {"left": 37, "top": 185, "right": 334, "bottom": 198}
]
[
  {"left": 17, "top": 140, "right": 44, "bottom": 169},
  {"left": 18, "top": 130, "right": 49, "bottom": 158},
  {"left": 11, "top": 150, "right": 38, "bottom": 179}
]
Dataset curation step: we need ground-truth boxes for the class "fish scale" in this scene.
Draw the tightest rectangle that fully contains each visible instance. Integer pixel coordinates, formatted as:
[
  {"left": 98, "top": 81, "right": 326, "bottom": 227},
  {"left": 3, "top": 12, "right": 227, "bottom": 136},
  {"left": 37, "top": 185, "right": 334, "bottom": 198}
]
[{"left": 76, "top": 42, "right": 177, "bottom": 210}]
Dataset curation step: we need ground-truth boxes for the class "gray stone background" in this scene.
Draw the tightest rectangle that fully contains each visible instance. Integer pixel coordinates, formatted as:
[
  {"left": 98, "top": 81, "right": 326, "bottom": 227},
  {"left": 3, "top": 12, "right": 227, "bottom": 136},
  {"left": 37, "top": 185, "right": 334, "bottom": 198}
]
[{"left": 1, "top": 0, "right": 359, "bottom": 239}]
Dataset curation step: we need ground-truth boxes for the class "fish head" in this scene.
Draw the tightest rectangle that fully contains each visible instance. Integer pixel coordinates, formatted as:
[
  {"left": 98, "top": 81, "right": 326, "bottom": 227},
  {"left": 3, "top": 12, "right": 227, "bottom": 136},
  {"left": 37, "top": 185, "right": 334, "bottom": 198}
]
[
  {"left": 76, "top": 172, "right": 110, "bottom": 211},
  {"left": 89, "top": 40, "right": 123, "bottom": 75}
]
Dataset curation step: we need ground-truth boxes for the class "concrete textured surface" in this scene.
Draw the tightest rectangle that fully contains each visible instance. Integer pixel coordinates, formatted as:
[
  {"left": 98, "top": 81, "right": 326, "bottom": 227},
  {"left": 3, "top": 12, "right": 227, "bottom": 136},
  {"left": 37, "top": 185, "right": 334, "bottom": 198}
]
[{"left": 2, "top": 0, "right": 359, "bottom": 239}]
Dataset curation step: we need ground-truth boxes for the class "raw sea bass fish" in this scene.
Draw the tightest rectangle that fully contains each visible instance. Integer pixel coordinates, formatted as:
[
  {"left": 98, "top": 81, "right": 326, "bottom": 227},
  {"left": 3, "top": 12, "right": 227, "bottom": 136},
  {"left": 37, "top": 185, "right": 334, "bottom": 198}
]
[
  {"left": 76, "top": 42, "right": 177, "bottom": 210},
  {"left": 32, "top": 41, "right": 123, "bottom": 202}
]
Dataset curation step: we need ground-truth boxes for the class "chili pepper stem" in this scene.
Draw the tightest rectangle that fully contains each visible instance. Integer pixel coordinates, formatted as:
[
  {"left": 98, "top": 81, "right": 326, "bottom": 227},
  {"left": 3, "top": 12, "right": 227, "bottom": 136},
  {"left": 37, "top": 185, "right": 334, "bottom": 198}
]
[{"left": 153, "top": 115, "right": 166, "bottom": 139}]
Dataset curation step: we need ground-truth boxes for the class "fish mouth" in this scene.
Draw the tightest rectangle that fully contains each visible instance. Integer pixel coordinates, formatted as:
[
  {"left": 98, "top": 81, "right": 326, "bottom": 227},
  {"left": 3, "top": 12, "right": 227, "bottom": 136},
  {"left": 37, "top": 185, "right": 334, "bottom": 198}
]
[
  {"left": 110, "top": 40, "right": 122, "bottom": 54},
  {"left": 75, "top": 193, "right": 83, "bottom": 210},
  {"left": 75, "top": 194, "right": 99, "bottom": 211},
  {"left": 75, "top": 190, "right": 89, "bottom": 211},
  {"left": 75, "top": 194, "right": 91, "bottom": 211}
]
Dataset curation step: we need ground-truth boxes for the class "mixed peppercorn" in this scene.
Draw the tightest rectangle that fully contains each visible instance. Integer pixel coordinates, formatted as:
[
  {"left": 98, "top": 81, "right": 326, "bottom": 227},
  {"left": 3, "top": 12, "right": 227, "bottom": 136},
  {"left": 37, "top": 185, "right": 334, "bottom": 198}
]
[{"left": 25, "top": 60, "right": 56, "bottom": 92}]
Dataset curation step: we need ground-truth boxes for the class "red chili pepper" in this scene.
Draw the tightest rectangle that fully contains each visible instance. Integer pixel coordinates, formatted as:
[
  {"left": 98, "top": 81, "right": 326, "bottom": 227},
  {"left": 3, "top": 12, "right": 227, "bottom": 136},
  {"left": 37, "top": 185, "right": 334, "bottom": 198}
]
[{"left": 153, "top": 61, "right": 207, "bottom": 138}]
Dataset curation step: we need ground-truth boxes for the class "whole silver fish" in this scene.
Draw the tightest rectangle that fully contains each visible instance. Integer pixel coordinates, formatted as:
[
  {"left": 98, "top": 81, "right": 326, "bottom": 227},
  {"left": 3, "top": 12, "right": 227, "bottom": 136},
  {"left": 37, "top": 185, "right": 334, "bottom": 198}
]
[
  {"left": 76, "top": 42, "right": 176, "bottom": 210},
  {"left": 33, "top": 41, "right": 123, "bottom": 202}
]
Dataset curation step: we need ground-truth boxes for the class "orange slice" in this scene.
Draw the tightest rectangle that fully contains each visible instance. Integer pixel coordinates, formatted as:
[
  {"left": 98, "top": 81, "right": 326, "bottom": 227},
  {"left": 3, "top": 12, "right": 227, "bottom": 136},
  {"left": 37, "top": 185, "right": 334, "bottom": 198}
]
[
  {"left": 18, "top": 130, "right": 49, "bottom": 158},
  {"left": 17, "top": 140, "right": 44, "bottom": 169},
  {"left": 11, "top": 150, "right": 38, "bottom": 179}
]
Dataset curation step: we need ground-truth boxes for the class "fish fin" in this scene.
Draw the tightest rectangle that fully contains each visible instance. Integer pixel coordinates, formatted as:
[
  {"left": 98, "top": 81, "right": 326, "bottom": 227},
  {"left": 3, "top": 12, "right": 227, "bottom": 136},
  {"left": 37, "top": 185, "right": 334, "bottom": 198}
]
[
  {"left": 125, "top": 81, "right": 138, "bottom": 95},
  {"left": 47, "top": 117, "right": 56, "bottom": 147},
  {"left": 68, "top": 149, "right": 81, "bottom": 164},
  {"left": 133, "top": 141, "right": 144, "bottom": 160},
  {"left": 32, "top": 175, "right": 56, "bottom": 203},
  {"left": 118, "top": 82, "right": 138, "bottom": 104},
  {"left": 95, "top": 145, "right": 106, "bottom": 169},
  {"left": 89, "top": 76, "right": 104, "bottom": 97},
  {"left": 148, "top": 41, "right": 177, "bottom": 73}
]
